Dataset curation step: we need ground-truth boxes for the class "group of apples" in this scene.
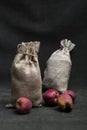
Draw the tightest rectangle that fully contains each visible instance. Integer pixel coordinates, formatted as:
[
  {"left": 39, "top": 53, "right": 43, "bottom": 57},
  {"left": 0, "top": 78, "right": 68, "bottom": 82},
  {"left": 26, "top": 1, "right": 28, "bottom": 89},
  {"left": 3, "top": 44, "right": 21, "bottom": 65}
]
[
  {"left": 15, "top": 88, "right": 76, "bottom": 114},
  {"left": 43, "top": 89, "right": 76, "bottom": 111}
]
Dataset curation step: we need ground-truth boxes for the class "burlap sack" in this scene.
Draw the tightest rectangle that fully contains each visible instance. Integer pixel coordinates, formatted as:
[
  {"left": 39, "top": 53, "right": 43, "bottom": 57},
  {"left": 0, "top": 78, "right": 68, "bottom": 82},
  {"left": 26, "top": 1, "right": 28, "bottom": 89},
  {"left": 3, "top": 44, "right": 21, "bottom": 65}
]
[
  {"left": 9, "top": 41, "right": 42, "bottom": 107},
  {"left": 43, "top": 39, "right": 75, "bottom": 93}
]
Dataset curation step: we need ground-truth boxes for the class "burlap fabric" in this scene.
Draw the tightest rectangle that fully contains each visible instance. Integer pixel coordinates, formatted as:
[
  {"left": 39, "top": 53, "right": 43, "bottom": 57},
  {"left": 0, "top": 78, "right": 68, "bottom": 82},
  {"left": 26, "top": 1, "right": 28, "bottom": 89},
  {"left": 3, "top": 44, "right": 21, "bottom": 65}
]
[
  {"left": 10, "top": 41, "right": 42, "bottom": 107},
  {"left": 43, "top": 39, "right": 75, "bottom": 93}
]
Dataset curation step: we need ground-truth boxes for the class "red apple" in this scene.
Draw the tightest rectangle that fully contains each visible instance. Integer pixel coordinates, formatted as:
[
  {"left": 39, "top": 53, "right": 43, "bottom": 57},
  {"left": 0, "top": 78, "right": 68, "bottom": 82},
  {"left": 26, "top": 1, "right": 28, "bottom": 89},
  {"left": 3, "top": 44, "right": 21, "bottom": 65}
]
[
  {"left": 43, "top": 89, "right": 60, "bottom": 106},
  {"left": 16, "top": 97, "right": 32, "bottom": 114},
  {"left": 57, "top": 93, "right": 73, "bottom": 111},
  {"left": 64, "top": 90, "right": 76, "bottom": 103}
]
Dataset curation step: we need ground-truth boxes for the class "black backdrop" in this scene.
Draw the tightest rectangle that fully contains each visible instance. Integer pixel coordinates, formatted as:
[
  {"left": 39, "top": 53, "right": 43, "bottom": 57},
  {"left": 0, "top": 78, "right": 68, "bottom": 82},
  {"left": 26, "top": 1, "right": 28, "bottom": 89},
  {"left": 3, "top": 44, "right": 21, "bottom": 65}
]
[{"left": 0, "top": 0, "right": 87, "bottom": 130}]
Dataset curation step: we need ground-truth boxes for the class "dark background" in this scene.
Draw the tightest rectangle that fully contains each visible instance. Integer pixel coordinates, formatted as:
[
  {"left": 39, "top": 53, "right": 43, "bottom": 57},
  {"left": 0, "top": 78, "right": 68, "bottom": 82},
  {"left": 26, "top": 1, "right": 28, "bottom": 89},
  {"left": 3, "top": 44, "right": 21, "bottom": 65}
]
[{"left": 0, "top": 0, "right": 87, "bottom": 130}]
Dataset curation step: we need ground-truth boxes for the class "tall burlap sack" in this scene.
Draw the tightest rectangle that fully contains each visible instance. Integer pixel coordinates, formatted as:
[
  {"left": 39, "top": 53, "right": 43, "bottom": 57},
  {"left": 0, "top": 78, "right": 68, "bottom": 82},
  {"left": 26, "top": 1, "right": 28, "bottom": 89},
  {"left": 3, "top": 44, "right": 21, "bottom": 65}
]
[
  {"left": 43, "top": 39, "right": 75, "bottom": 93},
  {"left": 9, "top": 41, "right": 42, "bottom": 107}
]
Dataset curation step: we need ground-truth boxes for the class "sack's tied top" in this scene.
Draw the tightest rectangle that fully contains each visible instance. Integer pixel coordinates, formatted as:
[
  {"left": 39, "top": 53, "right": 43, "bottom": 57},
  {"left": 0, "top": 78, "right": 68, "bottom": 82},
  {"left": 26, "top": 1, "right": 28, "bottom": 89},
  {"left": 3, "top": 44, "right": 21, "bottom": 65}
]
[{"left": 17, "top": 41, "right": 40, "bottom": 56}]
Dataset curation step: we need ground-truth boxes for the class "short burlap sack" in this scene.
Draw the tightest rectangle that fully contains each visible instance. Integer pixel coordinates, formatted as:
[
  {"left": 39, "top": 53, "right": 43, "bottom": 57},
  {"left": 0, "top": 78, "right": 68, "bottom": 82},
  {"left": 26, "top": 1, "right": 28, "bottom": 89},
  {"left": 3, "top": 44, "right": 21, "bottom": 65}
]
[
  {"left": 8, "top": 41, "right": 42, "bottom": 107},
  {"left": 43, "top": 39, "right": 75, "bottom": 93}
]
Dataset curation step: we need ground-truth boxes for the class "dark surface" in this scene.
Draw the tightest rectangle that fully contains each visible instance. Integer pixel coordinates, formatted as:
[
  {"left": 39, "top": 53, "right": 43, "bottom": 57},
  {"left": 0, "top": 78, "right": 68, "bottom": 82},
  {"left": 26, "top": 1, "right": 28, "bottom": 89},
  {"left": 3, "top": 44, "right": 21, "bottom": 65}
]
[{"left": 0, "top": 0, "right": 87, "bottom": 130}]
